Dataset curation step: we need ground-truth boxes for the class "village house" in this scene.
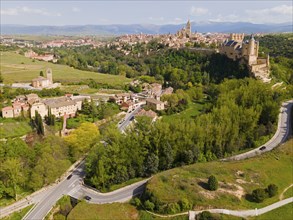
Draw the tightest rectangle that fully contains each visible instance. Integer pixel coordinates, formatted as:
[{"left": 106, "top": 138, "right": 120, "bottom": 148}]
[
  {"left": 146, "top": 98, "right": 165, "bottom": 111},
  {"left": 135, "top": 109, "right": 158, "bottom": 122}
]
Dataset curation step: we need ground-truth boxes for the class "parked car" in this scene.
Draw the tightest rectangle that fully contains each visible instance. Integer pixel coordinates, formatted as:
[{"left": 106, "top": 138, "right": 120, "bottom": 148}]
[{"left": 259, "top": 146, "right": 266, "bottom": 151}]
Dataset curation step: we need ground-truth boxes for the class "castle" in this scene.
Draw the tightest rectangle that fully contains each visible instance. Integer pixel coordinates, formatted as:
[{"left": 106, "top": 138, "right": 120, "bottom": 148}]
[
  {"left": 32, "top": 68, "right": 53, "bottom": 88},
  {"left": 220, "top": 33, "right": 271, "bottom": 82}
]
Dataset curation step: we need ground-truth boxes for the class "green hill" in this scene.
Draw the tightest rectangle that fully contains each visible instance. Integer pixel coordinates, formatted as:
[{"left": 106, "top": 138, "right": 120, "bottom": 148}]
[{"left": 0, "top": 51, "right": 131, "bottom": 87}]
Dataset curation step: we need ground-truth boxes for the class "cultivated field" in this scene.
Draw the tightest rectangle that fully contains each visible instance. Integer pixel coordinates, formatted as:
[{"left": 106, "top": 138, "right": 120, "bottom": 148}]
[{"left": 0, "top": 51, "right": 131, "bottom": 87}]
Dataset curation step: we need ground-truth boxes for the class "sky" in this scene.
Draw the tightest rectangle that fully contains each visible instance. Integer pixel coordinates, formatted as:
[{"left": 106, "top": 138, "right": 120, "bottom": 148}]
[{"left": 1, "top": 0, "right": 292, "bottom": 26}]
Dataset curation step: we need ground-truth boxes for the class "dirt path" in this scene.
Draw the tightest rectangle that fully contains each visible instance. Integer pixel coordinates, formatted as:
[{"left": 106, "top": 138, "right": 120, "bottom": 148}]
[{"left": 279, "top": 183, "right": 293, "bottom": 200}]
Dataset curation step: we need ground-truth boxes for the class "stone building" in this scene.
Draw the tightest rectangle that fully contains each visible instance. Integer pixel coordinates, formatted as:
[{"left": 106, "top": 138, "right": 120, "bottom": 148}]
[
  {"left": 220, "top": 34, "right": 270, "bottom": 82},
  {"left": 32, "top": 68, "right": 53, "bottom": 88},
  {"left": 146, "top": 98, "right": 165, "bottom": 111}
]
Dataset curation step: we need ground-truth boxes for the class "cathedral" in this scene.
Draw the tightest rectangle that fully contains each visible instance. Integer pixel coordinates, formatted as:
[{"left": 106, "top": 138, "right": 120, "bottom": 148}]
[
  {"left": 220, "top": 33, "right": 270, "bottom": 82},
  {"left": 176, "top": 20, "right": 192, "bottom": 39}
]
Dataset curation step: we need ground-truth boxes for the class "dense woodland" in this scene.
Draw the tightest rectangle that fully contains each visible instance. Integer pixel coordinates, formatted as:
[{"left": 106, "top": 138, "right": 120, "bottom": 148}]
[
  {"left": 0, "top": 122, "right": 100, "bottom": 201},
  {"left": 85, "top": 78, "right": 286, "bottom": 191}
]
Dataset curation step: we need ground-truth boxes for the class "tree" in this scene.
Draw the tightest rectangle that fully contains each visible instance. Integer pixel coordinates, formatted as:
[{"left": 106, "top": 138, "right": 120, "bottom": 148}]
[
  {"left": 144, "top": 200, "right": 155, "bottom": 211},
  {"left": 64, "top": 122, "right": 100, "bottom": 159},
  {"left": 34, "top": 111, "right": 44, "bottom": 135},
  {"left": 40, "top": 71, "right": 44, "bottom": 77},
  {"left": 1, "top": 158, "right": 24, "bottom": 200},
  {"left": 0, "top": 71, "right": 3, "bottom": 83},
  {"left": 267, "top": 184, "right": 278, "bottom": 198},
  {"left": 208, "top": 175, "right": 218, "bottom": 191},
  {"left": 252, "top": 188, "right": 267, "bottom": 203},
  {"left": 196, "top": 211, "right": 213, "bottom": 220}
]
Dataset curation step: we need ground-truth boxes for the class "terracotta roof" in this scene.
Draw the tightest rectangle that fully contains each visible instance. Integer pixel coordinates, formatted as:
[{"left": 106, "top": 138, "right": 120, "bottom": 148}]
[
  {"left": 2, "top": 106, "right": 13, "bottom": 111},
  {"left": 136, "top": 109, "right": 157, "bottom": 119}
]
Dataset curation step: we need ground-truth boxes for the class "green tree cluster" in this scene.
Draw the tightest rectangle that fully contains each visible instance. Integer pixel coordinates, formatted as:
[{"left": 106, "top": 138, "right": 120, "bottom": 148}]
[{"left": 0, "top": 137, "right": 71, "bottom": 201}]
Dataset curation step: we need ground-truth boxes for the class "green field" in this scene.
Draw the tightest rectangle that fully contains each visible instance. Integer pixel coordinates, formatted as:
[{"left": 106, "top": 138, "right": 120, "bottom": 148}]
[
  {"left": 67, "top": 202, "right": 139, "bottom": 220},
  {"left": 249, "top": 203, "right": 293, "bottom": 220},
  {"left": 162, "top": 102, "right": 204, "bottom": 123},
  {"left": 0, "top": 51, "right": 131, "bottom": 86},
  {"left": 146, "top": 139, "right": 293, "bottom": 210},
  {"left": 0, "top": 118, "right": 32, "bottom": 138}
]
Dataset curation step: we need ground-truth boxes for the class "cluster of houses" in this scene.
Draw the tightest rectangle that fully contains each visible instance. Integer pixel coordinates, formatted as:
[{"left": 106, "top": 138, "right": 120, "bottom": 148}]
[
  {"left": 109, "top": 82, "right": 173, "bottom": 121},
  {"left": 2, "top": 93, "right": 90, "bottom": 119},
  {"left": 24, "top": 50, "right": 57, "bottom": 62},
  {"left": 2, "top": 81, "right": 174, "bottom": 125}
]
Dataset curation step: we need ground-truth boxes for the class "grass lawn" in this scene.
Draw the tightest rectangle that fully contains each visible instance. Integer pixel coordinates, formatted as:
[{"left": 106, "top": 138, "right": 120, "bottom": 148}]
[
  {"left": 67, "top": 202, "right": 139, "bottom": 220},
  {"left": 0, "top": 205, "right": 33, "bottom": 220},
  {"left": 249, "top": 203, "right": 293, "bottom": 220},
  {"left": 162, "top": 102, "right": 204, "bottom": 123},
  {"left": 0, "top": 51, "right": 131, "bottom": 87},
  {"left": 146, "top": 138, "right": 293, "bottom": 211},
  {"left": 100, "top": 177, "right": 145, "bottom": 193},
  {"left": 0, "top": 118, "right": 32, "bottom": 138}
]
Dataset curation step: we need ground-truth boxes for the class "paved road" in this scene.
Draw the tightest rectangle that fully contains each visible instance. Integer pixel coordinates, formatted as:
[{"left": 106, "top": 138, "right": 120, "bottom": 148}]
[
  {"left": 118, "top": 104, "right": 142, "bottom": 132},
  {"left": 223, "top": 100, "right": 293, "bottom": 161},
  {"left": 189, "top": 197, "right": 293, "bottom": 219}
]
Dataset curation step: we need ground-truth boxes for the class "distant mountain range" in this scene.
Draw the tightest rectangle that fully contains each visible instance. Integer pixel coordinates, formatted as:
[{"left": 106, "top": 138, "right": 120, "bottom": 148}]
[{"left": 1, "top": 22, "right": 292, "bottom": 35}]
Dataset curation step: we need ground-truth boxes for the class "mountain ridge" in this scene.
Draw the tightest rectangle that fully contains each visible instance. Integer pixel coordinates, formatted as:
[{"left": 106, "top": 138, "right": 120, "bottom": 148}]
[{"left": 1, "top": 22, "right": 292, "bottom": 35}]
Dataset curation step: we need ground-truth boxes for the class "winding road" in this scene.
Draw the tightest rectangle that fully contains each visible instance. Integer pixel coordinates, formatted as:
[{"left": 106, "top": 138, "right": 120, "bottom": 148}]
[{"left": 0, "top": 100, "right": 292, "bottom": 220}]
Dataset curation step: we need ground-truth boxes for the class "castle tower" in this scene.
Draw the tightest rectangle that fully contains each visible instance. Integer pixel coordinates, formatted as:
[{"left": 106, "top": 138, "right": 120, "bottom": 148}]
[
  {"left": 248, "top": 34, "right": 255, "bottom": 56},
  {"left": 46, "top": 68, "right": 53, "bottom": 84}
]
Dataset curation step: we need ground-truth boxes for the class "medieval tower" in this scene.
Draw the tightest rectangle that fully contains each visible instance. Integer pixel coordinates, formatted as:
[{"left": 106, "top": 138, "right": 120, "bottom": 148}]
[{"left": 46, "top": 68, "right": 53, "bottom": 84}]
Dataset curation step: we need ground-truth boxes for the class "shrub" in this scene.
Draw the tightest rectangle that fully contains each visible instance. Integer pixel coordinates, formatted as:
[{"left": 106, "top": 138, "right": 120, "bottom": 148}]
[
  {"left": 144, "top": 200, "right": 155, "bottom": 211},
  {"left": 196, "top": 211, "right": 214, "bottom": 220},
  {"left": 180, "top": 198, "right": 193, "bottom": 211},
  {"left": 166, "top": 202, "right": 181, "bottom": 214},
  {"left": 267, "top": 184, "right": 278, "bottom": 197},
  {"left": 252, "top": 188, "right": 268, "bottom": 203},
  {"left": 208, "top": 175, "right": 218, "bottom": 191},
  {"left": 131, "top": 197, "right": 142, "bottom": 207}
]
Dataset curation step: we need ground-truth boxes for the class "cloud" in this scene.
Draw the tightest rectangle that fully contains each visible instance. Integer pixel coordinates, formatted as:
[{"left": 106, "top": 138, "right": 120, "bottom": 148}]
[
  {"left": 209, "top": 14, "right": 240, "bottom": 22},
  {"left": 246, "top": 5, "right": 293, "bottom": 16},
  {"left": 72, "top": 7, "right": 80, "bottom": 12},
  {"left": 0, "top": 6, "right": 61, "bottom": 17},
  {"left": 245, "top": 5, "right": 292, "bottom": 23},
  {"left": 148, "top": 16, "right": 165, "bottom": 21},
  {"left": 190, "top": 6, "right": 208, "bottom": 16}
]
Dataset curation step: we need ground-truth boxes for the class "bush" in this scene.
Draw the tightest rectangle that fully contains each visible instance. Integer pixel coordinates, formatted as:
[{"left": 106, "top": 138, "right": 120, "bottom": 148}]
[
  {"left": 144, "top": 200, "right": 155, "bottom": 211},
  {"left": 267, "top": 184, "right": 278, "bottom": 197},
  {"left": 131, "top": 197, "right": 142, "bottom": 207},
  {"left": 208, "top": 175, "right": 218, "bottom": 191},
  {"left": 252, "top": 188, "right": 268, "bottom": 203},
  {"left": 179, "top": 198, "right": 192, "bottom": 211},
  {"left": 196, "top": 211, "right": 214, "bottom": 220},
  {"left": 165, "top": 202, "right": 181, "bottom": 214}
]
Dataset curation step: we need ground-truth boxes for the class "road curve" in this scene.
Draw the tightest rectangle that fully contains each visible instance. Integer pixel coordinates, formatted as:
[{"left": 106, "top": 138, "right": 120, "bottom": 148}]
[
  {"left": 188, "top": 197, "right": 293, "bottom": 219},
  {"left": 223, "top": 99, "right": 293, "bottom": 161}
]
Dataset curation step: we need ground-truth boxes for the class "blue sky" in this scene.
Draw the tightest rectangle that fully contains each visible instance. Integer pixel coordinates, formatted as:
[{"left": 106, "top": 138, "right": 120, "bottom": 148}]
[{"left": 1, "top": 1, "right": 292, "bottom": 25}]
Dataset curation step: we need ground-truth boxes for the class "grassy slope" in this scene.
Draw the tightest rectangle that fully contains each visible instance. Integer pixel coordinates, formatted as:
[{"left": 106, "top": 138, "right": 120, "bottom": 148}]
[
  {"left": 0, "top": 118, "right": 32, "bottom": 138},
  {"left": 146, "top": 139, "right": 293, "bottom": 210},
  {"left": 249, "top": 203, "right": 293, "bottom": 220},
  {"left": 162, "top": 102, "right": 204, "bottom": 123},
  {"left": 0, "top": 51, "right": 131, "bottom": 86},
  {"left": 0, "top": 205, "right": 33, "bottom": 220},
  {"left": 67, "top": 202, "right": 139, "bottom": 220}
]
